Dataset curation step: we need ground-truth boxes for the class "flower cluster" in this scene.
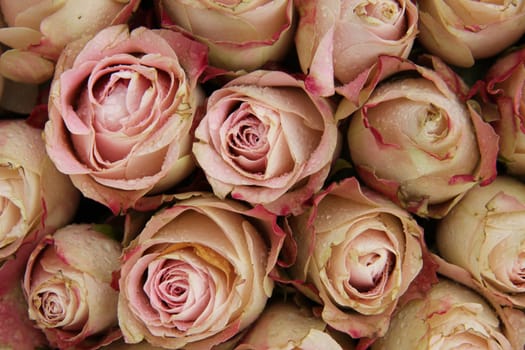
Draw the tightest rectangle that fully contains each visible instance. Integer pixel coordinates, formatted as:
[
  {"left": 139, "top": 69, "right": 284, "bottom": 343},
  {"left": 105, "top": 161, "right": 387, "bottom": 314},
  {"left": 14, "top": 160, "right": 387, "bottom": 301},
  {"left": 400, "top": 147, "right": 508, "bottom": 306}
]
[{"left": 0, "top": 0, "right": 524, "bottom": 349}]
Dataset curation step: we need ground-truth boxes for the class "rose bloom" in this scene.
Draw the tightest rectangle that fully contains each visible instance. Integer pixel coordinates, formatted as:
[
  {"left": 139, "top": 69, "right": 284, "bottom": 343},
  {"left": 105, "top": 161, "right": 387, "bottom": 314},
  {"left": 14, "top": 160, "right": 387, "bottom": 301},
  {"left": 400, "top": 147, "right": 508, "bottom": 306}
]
[
  {"left": 485, "top": 47, "right": 525, "bottom": 176},
  {"left": 157, "top": 0, "right": 295, "bottom": 72},
  {"left": 118, "top": 193, "right": 282, "bottom": 349},
  {"left": 0, "top": 119, "right": 77, "bottom": 350},
  {"left": 436, "top": 176, "right": 525, "bottom": 309},
  {"left": 371, "top": 279, "right": 514, "bottom": 349},
  {"left": 286, "top": 177, "right": 426, "bottom": 339},
  {"left": 0, "top": 119, "right": 79, "bottom": 265},
  {"left": 346, "top": 55, "right": 498, "bottom": 218},
  {"left": 193, "top": 69, "right": 340, "bottom": 216},
  {"left": 417, "top": 0, "right": 525, "bottom": 67},
  {"left": 234, "top": 299, "right": 356, "bottom": 350},
  {"left": 295, "top": 0, "right": 418, "bottom": 96},
  {"left": 23, "top": 224, "right": 122, "bottom": 349},
  {"left": 0, "top": 0, "right": 140, "bottom": 83},
  {"left": 44, "top": 24, "right": 208, "bottom": 214}
]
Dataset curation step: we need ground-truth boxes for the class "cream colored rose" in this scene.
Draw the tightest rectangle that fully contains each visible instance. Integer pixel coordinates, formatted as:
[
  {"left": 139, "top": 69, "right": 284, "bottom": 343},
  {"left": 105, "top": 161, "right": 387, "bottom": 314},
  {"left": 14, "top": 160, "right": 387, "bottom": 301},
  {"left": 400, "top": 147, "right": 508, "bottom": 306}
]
[
  {"left": 418, "top": 0, "right": 525, "bottom": 67},
  {"left": 287, "top": 177, "right": 424, "bottom": 339},
  {"left": 0, "top": 119, "right": 79, "bottom": 263},
  {"left": 118, "top": 193, "right": 281, "bottom": 349},
  {"left": 235, "top": 299, "right": 356, "bottom": 350},
  {"left": 295, "top": 0, "right": 418, "bottom": 96},
  {"left": 437, "top": 176, "right": 525, "bottom": 308},
  {"left": 158, "top": 0, "right": 295, "bottom": 72},
  {"left": 372, "top": 279, "right": 513, "bottom": 349}
]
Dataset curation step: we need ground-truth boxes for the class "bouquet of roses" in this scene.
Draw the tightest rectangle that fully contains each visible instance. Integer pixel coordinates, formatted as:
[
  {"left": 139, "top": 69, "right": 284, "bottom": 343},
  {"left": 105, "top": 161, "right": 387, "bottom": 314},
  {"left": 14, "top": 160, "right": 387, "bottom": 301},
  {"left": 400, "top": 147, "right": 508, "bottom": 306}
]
[{"left": 0, "top": 0, "right": 525, "bottom": 349}]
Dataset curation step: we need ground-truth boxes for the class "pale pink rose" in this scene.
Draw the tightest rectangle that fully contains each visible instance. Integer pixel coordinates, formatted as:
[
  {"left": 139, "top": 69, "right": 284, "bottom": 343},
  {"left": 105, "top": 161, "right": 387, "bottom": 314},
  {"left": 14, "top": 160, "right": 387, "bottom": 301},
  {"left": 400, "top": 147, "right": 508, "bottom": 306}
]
[
  {"left": 286, "top": 177, "right": 428, "bottom": 339},
  {"left": 371, "top": 279, "right": 514, "bottom": 349},
  {"left": 23, "top": 224, "right": 123, "bottom": 350},
  {"left": 418, "top": 0, "right": 525, "bottom": 67},
  {"left": 234, "top": 299, "right": 356, "bottom": 350},
  {"left": 0, "top": 119, "right": 79, "bottom": 264},
  {"left": 44, "top": 25, "right": 208, "bottom": 215},
  {"left": 433, "top": 254, "right": 525, "bottom": 350},
  {"left": 295, "top": 0, "right": 418, "bottom": 96},
  {"left": 0, "top": 119, "right": 76, "bottom": 350},
  {"left": 485, "top": 47, "right": 525, "bottom": 176},
  {"left": 436, "top": 176, "right": 525, "bottom": 309},
  {"left": 157, "top": 0, "right": 295, "bottom": 72},
  {"left": 192, "top": 69, "right": 340, "bottom": 216},
  {"left": 118, "top": 193, "right": 285, "bottom": 350},
  {"left": 0, "top": 0, "right": 141, "bottom": 83},
  {"left": 345, "top": 55, "right": 498, "bottom": 218}
]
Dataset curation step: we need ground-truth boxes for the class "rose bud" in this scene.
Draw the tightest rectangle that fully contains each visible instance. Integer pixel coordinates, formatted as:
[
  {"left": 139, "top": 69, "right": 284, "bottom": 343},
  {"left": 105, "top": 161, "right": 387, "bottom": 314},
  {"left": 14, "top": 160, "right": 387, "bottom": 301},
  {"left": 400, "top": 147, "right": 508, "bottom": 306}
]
[
  {"left": 485, "top": 47, "right": 525, "bottom": 176},
  {"left": 436, "top": 176, "right": 525, "bottom": 309},
  {"left": 0, "top": 0, "right": 140, "bottom": 84},
  {"left": 417, "top": 0, "right": 525, "bottom": 67},
  {"left": 0, "top": 119, "right": 79, "bottom": 265},
  {"left": 118, "top": 193, "right": 283, "bottom": 349},
  {"left": 286, "top": 177, "right": 426, "bottom": 339},
  {"left": 157, "top": 0, "right": 295, "bottom": 72},
  {"left": 44, "top": 24, "right": 208, "bottom": 215},
  {"left": 234, "top": 299, "right": 356, "bottom": 350},
  {"left": 371, "top": 279, "right": 514, "bottom": 349},
  {"left": 192, "top": 69, "right": 340, "bottom": 216},
  {"left": 23, "top": 224, "right": 123, "bottom": 349},
  {"left": 295, "top": 0, "right": 418, "bottom": 96},
  {"left": 346, "top": 55, "right": 498, "bottom": 218}
]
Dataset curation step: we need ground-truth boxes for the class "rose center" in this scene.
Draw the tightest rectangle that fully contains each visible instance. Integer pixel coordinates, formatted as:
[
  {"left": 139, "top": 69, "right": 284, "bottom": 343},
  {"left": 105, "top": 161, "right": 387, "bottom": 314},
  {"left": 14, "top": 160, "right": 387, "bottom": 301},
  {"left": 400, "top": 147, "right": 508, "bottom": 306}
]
[
  {"left": 35, "top": 289, "right": 67, "bottom": 325},
  {"left": 226, "top": 113, "right": 270, "bottom": 174},
  {"left": 345, "top": 230, "right": 395, "bottom": 293},
  {"left": 421, "top": 103, "right": 448, "bottom": 140}
]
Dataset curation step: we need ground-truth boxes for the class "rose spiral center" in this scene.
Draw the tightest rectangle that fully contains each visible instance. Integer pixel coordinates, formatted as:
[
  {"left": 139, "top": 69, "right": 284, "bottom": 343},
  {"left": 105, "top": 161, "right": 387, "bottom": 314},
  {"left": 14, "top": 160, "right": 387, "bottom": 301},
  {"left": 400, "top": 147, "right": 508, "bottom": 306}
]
[
  {"left": 145, "top": 258, "right": 211, "bottom": 319},
  {"left": 421, "top": 103, "right": 449, "bottom": 140},
  {"left": 34, "top": 288, "right": 68, "bottom": 326},
  {"left": 353, "top": 0, "right": 406, "bottom": 39},
  {"left": 346, "top": 230, "right": 395, "bottom": 293},
  {"left": 225, "top": 112, "right": 270, "bottom": 174}
]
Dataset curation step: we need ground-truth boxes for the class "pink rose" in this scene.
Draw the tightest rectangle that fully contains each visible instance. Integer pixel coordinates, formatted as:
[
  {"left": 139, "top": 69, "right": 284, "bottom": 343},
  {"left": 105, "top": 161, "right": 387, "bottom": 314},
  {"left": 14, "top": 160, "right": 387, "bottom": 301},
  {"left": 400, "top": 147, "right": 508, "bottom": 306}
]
[
  {"left": 157, "top": 0, "right": 295, "bottom": 72},
  {"left": 192, "top": 69, "right": 340, "bottom": 216},
  {"left": 118, "top": 193, "right": 284, "bottom": 349},
  {"left": 436, "top": 176, "right": 525, "bottom": 309},
  {"left": 345, "top": 55, "right": 498, "bottom": 218},
  {"left": 295, "top": 0, "right": 418, "bottom": 96},
  {"left": 23, "top": 224, "right": 122, "bottom": 349},
  {"left": 0, "top": 0, "right": 141, "bottom": 83},
  {"left": 44, "top": 24, "right": 208, "bottom": 214},
  {"left": 286, "top": 177, "right": 427, "bottom": 339},
  {"left": 485, "top": 47, "right": 525, "bottom": 176},
  {"left": 0, "top": 119, "right": 79, "bottom": 264},
  {"left": 371, "top": 279, "right": 515, "bottom": 349},
  {"left": 417, "top": 0, "right": 525, "bottom": 67}
]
